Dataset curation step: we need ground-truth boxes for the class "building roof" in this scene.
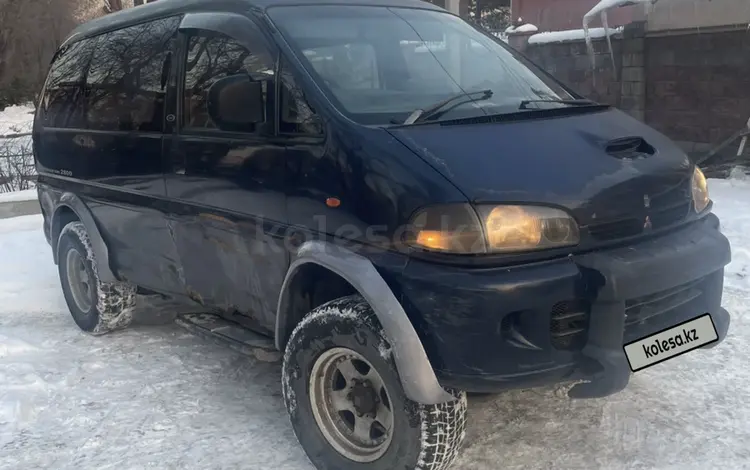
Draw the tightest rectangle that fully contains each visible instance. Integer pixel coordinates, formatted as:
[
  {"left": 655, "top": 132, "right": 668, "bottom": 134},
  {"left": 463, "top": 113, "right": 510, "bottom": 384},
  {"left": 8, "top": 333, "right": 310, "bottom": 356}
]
[{"left": 68, "top": 0, "right": 444, "bottom": 44}]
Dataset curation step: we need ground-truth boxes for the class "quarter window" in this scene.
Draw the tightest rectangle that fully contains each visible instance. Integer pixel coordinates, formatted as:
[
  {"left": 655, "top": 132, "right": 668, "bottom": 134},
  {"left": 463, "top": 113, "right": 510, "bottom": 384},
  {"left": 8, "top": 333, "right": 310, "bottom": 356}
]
[{"left": 41, "top": 39, "right": 97, "bottom": 128}]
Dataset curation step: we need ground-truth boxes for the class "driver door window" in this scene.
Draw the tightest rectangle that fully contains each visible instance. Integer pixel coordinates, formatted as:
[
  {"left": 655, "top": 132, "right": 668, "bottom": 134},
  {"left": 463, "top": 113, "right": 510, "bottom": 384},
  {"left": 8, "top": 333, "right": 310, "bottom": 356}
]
[{"left": 183, "top": 32, "right": 274, "bottom": 133}]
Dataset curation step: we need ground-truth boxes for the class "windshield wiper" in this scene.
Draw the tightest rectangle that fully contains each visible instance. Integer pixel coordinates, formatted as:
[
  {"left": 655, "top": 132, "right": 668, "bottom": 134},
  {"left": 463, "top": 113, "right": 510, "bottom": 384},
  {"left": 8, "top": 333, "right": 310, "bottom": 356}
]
[
  {"left": 403, "top": 89, "right": 493, "bottom": 125},
  {"left": 518, "top": 98, "right": 602, "bottom": 110}
]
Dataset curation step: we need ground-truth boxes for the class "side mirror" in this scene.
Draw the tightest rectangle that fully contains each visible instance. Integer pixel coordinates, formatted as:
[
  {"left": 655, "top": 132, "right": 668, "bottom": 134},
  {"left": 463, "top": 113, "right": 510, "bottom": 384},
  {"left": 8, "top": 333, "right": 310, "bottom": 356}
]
[{"left": 207, "top": 74, "right": 264, "bottom": 131}]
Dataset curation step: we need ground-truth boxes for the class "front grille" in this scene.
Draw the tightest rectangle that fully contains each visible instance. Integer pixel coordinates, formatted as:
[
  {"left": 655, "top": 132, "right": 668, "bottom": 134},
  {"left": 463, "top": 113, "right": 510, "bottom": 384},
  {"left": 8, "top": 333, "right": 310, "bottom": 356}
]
[
  {"left": 588, "top": 202, "right": 691, "bottom": 241},
  {"left": 624, "top": 278, "right": 703, "bottom": 328},
  {"left": 650, "top": 202, "right": 692, "bottom": 227},
  {"left": 588, "top": 218, "right": 643, "bottom": 240},
  {"left": 587, "top": 177, "right": 692, "bottom": 242},
  {"left": 550, "top": 300, "right": 590, "bottom": 351}
]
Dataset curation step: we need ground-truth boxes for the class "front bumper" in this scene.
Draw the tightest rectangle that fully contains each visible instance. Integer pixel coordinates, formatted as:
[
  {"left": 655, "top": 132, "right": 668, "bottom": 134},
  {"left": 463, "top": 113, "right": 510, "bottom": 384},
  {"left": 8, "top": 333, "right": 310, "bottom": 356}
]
[{"left": 395, "top": 213, "right": 731, "bottom": 398}]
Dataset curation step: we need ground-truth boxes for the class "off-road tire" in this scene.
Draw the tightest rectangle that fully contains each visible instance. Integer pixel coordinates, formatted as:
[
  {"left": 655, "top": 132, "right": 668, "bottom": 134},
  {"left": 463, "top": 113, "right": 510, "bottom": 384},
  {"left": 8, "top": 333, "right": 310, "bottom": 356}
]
[
  {"left": 282, "top": 294, "right": 468, "bottom": 470},
  {"left": 57, "top": 221, "right": 136, "bottom": 335}
]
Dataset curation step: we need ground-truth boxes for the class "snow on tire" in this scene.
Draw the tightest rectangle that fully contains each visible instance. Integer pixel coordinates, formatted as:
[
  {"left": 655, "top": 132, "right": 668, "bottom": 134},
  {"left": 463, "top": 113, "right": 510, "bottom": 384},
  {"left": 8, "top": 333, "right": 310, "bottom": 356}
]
[
  {"left": 57, "top": 221, "right": 136, "bottom": 335},
  {"left": 282, "top": 294, "right": 467, "bottom": 470}
]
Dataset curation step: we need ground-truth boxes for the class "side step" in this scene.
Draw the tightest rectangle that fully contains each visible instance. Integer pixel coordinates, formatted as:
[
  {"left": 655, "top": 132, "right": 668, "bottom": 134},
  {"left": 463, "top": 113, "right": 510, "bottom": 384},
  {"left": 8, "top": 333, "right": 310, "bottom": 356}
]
[
  {"left": 134, "top": 294, "right": 205, "bottom": 325},
  {"left": 176, "top": 313, "right": 281, "bottom": 363}
]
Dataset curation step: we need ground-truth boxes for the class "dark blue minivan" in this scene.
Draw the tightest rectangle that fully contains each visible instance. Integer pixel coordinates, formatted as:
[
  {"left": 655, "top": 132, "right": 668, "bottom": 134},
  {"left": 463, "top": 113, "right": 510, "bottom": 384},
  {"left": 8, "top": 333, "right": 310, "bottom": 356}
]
[{"left": 33, "top": 0, "right": 731, "bottom": 468}]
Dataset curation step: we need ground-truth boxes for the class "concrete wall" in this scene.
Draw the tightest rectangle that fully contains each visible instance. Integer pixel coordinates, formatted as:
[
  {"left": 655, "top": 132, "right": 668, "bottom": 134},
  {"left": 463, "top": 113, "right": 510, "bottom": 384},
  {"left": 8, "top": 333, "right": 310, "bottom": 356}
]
[
  {"left": 521, "top": 22, "right": 749, "bottom": 159},
  {"left": 644, "top": 27, "right": 750, "bottom": 151},
  {"left": 647, "top": 0, "right": 750, "bottom": 32},
  {"left": 513, "top": 0, "right": 750, "bottom": 33},
  {"left": 523, "top": 35, "right": 624, "bottom": 107},
  {"left": 511, "top": 0, "right": 638, "bottom": 31}
]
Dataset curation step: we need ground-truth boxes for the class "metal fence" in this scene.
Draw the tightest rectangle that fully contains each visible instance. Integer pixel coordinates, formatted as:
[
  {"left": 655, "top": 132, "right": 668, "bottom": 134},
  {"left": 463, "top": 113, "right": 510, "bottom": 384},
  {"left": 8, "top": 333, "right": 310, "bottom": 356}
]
[
  {"left": 699, "top": 122, "right": 750, "bottom": 179},
  {"left": 0, "top": 132, "right": 36, "bottom": 193}
]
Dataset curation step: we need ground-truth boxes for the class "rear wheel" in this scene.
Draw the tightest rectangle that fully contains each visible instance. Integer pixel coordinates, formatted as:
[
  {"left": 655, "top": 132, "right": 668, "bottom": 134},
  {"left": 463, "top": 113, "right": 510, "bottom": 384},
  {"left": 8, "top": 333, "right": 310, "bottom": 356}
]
[
  {"left": 57, "top": 221, "right": 136, "bottom": 335},
  {"left": 282, "top": 295, "right": 467, "bottom": 470}
]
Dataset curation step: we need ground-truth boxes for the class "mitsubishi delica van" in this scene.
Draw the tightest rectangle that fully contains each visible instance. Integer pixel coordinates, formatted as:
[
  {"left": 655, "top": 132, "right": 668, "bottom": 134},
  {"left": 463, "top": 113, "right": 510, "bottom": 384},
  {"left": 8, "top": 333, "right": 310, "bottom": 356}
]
[{"left": 33, "top": 0, "right": 732, "bottom": 468}]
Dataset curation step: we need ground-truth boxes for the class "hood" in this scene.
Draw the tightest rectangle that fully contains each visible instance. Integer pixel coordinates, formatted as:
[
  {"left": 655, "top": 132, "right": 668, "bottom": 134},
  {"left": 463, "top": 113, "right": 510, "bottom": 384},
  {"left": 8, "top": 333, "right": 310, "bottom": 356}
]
[{"left": 387, "top": 108, "right": 694, "bottom": 232}]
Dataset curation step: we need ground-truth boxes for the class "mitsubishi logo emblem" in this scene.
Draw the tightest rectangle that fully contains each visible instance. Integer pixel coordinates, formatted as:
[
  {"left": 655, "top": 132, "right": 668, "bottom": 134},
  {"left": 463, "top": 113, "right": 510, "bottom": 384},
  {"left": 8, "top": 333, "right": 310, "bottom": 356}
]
[{"left": 643, "top": 194, "right": 651, "bottom": 208}]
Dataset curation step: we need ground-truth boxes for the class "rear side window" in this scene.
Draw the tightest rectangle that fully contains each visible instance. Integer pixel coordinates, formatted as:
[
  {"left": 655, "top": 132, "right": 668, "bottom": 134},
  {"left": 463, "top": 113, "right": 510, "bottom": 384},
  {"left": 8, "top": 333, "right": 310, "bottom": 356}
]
[
  {"left": 85, "top": 17, "right": 180, "bottom": 132},
  {"left": 41, "top": 39, "right": 97, "bottom": 128}
]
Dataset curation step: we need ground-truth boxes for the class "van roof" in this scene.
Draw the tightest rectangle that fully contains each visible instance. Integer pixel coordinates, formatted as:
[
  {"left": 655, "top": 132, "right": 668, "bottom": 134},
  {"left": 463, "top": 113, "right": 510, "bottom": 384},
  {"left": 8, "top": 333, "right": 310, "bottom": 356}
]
[{"left": 67, "top": 0, "right": 444, "bottom": 44}]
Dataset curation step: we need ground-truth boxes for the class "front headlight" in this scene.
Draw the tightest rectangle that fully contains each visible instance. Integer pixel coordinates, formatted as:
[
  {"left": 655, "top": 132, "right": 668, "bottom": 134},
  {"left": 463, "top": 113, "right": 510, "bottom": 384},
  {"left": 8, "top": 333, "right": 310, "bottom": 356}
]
[
  {"left": 404, "top": 204, "right": 579, "bottom": 254},
  {"left": 692, "top": 166, "right": 710, "bottom": 213},
  {"left": 477, "top": 205, "right": 580, "bottom": 253},
  {"left": 405, "top": 203, "right": 487, "bottom": 254}
]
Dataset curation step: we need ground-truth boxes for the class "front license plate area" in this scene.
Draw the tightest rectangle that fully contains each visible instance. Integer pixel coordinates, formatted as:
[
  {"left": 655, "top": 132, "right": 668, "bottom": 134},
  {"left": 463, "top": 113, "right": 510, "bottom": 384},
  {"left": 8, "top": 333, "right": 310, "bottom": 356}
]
[{"left": 623, "top": 313, "right": 719, "bottom": 372}]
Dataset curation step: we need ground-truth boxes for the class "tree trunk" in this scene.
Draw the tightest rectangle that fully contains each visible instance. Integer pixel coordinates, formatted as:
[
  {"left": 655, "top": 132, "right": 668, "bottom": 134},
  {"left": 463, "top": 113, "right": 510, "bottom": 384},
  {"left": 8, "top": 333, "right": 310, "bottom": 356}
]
[{"left": 103, "top": 0, "right": 124, "bottom": 13}]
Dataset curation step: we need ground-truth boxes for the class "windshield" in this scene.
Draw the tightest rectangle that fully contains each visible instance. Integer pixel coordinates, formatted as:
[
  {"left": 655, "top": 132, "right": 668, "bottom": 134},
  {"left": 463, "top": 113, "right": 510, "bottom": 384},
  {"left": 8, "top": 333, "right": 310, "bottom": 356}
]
[{"left": 267, "top": 5, "right": 577, "bottom": 125}]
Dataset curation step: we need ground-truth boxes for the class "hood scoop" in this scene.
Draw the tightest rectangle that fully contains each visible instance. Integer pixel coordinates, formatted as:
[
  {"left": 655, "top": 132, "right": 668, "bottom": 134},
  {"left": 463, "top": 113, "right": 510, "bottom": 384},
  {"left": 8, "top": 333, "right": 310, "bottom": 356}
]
[{"left": 605, "top": 136, "right": 655, "bottom": 160}]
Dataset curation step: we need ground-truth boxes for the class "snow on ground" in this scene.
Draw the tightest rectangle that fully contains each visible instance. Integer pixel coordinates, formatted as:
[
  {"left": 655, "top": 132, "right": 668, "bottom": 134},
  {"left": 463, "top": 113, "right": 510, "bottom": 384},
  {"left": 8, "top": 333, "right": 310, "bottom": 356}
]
[
  {"left": 0, "top": 190, "right": 37, "bottom": 203},
  {"left": 0, "top": 105, "right": 34, "bottom": 136},
  {"left": 2, "top": 179, "right": 750, "bottom": 469},
  {"left": 0, "top": 215, "right": 311, "bottom": 470}
]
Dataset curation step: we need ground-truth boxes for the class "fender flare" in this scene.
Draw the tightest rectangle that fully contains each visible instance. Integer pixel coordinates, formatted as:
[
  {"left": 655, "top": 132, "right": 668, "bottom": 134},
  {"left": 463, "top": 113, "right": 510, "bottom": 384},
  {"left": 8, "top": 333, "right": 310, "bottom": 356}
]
[
  {"left": 276, "top": 241, "right": 455, "bottom": 405},
  {"left": 51, "top": 192, "right": 118, "bottom": 283}
]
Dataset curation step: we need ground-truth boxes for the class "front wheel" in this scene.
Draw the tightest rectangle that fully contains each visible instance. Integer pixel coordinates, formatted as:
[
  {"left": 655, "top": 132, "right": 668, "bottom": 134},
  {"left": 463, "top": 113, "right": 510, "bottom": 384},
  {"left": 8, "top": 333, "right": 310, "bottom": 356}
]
[{"left": 282, "top": 295, "right": 467, "bottom": 470}]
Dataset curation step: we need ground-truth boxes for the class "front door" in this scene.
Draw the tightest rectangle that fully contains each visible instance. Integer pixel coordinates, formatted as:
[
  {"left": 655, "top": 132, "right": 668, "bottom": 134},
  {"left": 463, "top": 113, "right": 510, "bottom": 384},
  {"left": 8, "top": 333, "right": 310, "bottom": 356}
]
[{"left": 164, "top": 13, "right": 289, "bottom": 333}]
